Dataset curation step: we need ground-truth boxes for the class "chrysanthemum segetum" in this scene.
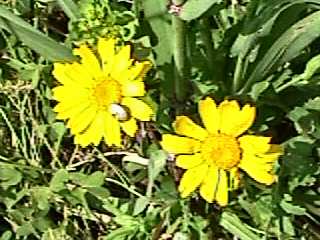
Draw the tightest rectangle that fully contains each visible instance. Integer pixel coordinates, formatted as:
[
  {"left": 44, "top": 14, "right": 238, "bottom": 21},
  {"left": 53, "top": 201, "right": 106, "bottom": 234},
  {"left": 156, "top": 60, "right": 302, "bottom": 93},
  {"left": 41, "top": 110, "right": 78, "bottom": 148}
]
[
  {"left": 52, "top": 38, "right": 153, "bottom": 147},
  {"left": 161, "top": 97, "right": 283, "bottom": 206}
]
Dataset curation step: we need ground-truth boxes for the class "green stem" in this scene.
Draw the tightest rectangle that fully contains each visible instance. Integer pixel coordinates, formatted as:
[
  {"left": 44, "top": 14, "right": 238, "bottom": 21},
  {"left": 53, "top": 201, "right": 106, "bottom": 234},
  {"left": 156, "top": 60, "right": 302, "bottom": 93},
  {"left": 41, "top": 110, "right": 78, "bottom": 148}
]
[
  {"left": 172, "top": 0, "right": 189, "bottom": 104},
  {"left": 200, "top": 17, "right": 215, "bottom": 79},
  {"left": 232, "top": 54, "right": 244, "bottom": 94}
]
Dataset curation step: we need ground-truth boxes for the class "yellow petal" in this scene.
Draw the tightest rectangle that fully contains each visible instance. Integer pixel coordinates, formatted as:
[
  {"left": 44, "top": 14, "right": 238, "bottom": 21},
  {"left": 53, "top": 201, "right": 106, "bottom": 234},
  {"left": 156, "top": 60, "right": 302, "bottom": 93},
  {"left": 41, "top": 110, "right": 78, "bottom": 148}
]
[
  {"left": 216, "top": 169, "right": 228, "bottom": 206},
  {"left": 130, "top": 61, "right": 152, "bottom": 80},
  {"left": 67, "top": 106, "right": 97, "bottom": 134},
  {"left": 179, "top": 164, "right": 208, "bottom": 198},
  {"left": 219, "top": 101, "right": 255, "bottom": 137},
  {"left": 117, "top": 61, "right": 152, "bottom": 83},
  {"left": 161, "top": 134, "right": 201, "bottom": 154},
  {"left": 120, "top": 118, "right": 137, "bottom": 137},
  {"left": 52, "top": 85, "right": 89, "bottom": 102},
  {"left": 103, "top": 112, "right": 122, "bottom": 146},
  {"left": 121, "top": 81, "right": 145, "bottom": 97},
  {"left": 173, "top": 116, "right": 208, "bottom": 140},
  {"left": 239, "top": 153, "right": 278, "bottom": 185},
  {"left": 73, "top": 44, "right": 102, "bottom": 79},
  {"left": 199, "top": 164, "right": 219, "bottom": 203},
  {"left": 176, "top": 153, "right": 204, "bottom": 169},
  {"left": 110, "top": 45, "right": 132, "bottom": 78},
  {"left": 74, "top": 111, "right": 105, "bottom": 146},
  {"left": 239, "top": 135, "right": 271, "bottom": 153},
  {"left": 121, "top": 97, "right": 153, "bottom": 121},
  {"left": 199, "top": 97, "right": 220, "bottom": 134},
  {"left": 54, "top": 101, "right": 90, "bottom": 120},
  {"left": 97, "top": 37, "right": 116, "bottom": 74},
  {"left": 234, "top": 104, "right": 256, "bottom": 136},
  {"left": 52, "top": 63, "right": 93, "bottom": 88},
  {"left": 219, "top": 100, "right": 240, "bottom": 135}
]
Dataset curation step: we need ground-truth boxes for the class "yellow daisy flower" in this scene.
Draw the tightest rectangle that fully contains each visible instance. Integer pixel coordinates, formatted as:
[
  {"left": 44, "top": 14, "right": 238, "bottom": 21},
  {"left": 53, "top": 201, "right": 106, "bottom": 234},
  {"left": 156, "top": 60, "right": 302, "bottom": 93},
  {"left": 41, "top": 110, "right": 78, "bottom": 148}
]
[
  {"left": 161, "top": 97, "right": 283, "bottom": 206},
  {"left": 52, "top": 38, "right": 153, "bottom": 147}
]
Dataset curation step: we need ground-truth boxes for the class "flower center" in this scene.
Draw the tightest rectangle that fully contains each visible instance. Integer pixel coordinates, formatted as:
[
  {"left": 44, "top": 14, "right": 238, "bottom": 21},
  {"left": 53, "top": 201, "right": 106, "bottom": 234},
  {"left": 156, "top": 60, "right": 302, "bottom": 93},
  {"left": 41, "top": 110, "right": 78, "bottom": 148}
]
[
  {"left": 93, "top": 79, "right": 121, "bottom": 109},
  {"left": 201, "top": 134, "right": 241, "bottom": 170}
]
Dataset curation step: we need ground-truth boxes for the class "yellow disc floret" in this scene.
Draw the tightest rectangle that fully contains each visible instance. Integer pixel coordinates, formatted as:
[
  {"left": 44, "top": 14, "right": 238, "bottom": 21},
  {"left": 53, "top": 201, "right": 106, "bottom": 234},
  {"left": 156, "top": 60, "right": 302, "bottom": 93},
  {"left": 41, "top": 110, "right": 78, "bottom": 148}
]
[
  {"left": 201, "top": 134, "right": 241, "bottom": 169},
  {"left": 93, "top": 78, "right": 121, "bottom": 109}
]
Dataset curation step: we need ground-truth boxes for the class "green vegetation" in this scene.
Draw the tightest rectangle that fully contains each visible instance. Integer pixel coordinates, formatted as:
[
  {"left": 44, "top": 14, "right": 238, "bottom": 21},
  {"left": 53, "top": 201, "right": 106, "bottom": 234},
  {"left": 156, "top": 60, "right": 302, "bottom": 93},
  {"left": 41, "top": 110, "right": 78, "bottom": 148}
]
[{"left": 0, "top": 0, "right": 319, "bottom": 239}]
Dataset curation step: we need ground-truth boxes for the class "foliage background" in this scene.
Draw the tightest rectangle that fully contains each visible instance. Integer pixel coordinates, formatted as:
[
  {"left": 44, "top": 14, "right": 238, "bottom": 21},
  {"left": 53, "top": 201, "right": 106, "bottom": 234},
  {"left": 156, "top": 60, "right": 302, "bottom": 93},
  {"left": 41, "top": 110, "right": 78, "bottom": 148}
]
[{"left": 0, "top": 0, "right": 319, "bottom": 239}]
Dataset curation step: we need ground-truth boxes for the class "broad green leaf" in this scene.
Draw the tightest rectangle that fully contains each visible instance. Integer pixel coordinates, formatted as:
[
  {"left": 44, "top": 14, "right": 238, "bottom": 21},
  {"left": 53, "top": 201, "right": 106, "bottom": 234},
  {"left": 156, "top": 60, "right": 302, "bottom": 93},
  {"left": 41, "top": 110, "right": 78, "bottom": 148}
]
[
  {"left": 220, "top": 212, "right": 260, "bottom": 240},
  {"left": 0, "top": 231, "right": 12, "bottom": 240},
  {"left": 249, "top": 81, "right": 270, "bottom": 101},
  {"left": 142, "top": 0, "right": 173, "bottom": 65},
  {"left": 16, "top": 222, "right": 36, "bottom": 237},
  {"left": 32, "top": 187, "right": 51, "bottom": 211},
  {"left": 0, "top": 6, "right": 76, "bottom": 61},
  {"left": 180, "top": 0, "right": 223, "bottom": 21},
  {"left": 87, "top": 187, "right": 110, "bottom": 199},
  {"left": 84, "top": 171, "right": 105, "bottom": 187},
  {"left": 241, "top": 10, "right": 320, "bottom": 94},
  {"left": 70, "top": 171, "right": 105, "bottom": 188},
  {"left": 133, "top": 197, "right": 149, "bottom": 216},
  {"left": 148, "top": 146, "right": 167, "bottom": 181},
  {"left": 56, "top": 0, "right": 81, "bottom": 21},
  {"left": 0, "top": 166, "right": 22, "bottom": 187},
  {"left": 50, "top": 169, "right": 69, "bottom": 192}
]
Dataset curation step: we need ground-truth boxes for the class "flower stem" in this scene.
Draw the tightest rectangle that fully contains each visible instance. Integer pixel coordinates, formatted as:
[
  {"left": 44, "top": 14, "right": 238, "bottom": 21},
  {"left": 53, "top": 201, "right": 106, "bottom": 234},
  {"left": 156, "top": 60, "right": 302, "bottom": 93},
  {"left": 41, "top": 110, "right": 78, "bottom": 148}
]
[
  {"left": 200, "top": 17, "right": 215, "bottom": 78},
  {"left": 172, "top": 0, "right": 189, "bottom": 104}
]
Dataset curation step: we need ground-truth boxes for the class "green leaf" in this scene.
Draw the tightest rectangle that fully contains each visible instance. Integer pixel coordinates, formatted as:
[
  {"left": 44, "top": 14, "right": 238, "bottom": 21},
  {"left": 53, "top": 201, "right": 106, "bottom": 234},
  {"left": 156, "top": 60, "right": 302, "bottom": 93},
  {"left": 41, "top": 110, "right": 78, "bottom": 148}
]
[
  {"left": 241, "top": 10, "right": 320, "bottom": 93},
  {"left": 133, "top": 197, "right": 149, "bottom": 216},
  {"left": 302, "top": 54, "right": 320, "bottom": 80},
  {"left": 305, "top": 97, "right": 320, "bottom": 111},
  {"left": 173, "top": 232, "right": 189, "bottom": 240},
  {"left": 104, "top": 226, "right": 136, "bottom": 240},
  {"left": 249, "top": 81, "right": 270, "bottom": 101},
  {"left": 142, "top": 0, "right": 173, "bottom": 65},
  {"left": 50, "top": 169, "right": 69, "bottom": 192},
  {"left": 16, "top": 222, "right": 36, "bottom": 237},
  {"left": 71, "top": 171, "right": 105, "bottom": 188},
  {"left": 282, "top": 216, "right": 295, "bottom": 236},
  {"left": 220, "top": 212, "right": 260, "bottom": 240},
  {"left": 0, "top": 6, "right": 76, "bottom": 61},
  {"left": 113, "top": 215, "right": 138, "bottom": 227},
  {"left": 0, "top": 166, "right": 22, "bottom": 187},
  {"left": 87, "top": 187, "right": 110, "bottom": 199},
  {"left": 56, "top": 0, "right": 81, "bottom": 21},
  {"left": 148, "top": 146, "right": 167, "bottom": 181},
  {"left": 32, "top": 187, "right": 51, "bottom": 211},
  {"left": 180, "top": 0, "right": 223, "bottom": 21},
  {"left": 0, "top": 231, "right": 12, "bottom": 240},
  {"left": 243, "top": 0, "right": 320, "bottom": 34},
  {"left": 280, "top": 194, "right": 306, "bottom": 215}
]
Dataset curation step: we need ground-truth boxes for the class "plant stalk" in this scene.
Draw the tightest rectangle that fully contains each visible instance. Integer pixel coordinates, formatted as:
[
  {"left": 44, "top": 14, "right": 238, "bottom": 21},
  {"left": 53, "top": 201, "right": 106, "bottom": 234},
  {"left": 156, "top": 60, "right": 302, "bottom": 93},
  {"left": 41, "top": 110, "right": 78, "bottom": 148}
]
[
  {"left": 172, "top": 0, "right": 189, "bottom": 104},
  {"left": 200, "top": 17, "right": 215, "bottom": 79}
]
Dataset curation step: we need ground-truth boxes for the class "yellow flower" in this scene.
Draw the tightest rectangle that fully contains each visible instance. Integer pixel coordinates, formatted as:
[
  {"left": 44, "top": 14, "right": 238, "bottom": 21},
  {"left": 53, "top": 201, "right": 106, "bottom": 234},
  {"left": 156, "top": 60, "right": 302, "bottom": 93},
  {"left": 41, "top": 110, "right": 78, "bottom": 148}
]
[
  {"left": 161, "top": 97, "right": 283, "bottom": 206},
  {"left": 52, "top": 38, "right": 153, "bottom": 147}
]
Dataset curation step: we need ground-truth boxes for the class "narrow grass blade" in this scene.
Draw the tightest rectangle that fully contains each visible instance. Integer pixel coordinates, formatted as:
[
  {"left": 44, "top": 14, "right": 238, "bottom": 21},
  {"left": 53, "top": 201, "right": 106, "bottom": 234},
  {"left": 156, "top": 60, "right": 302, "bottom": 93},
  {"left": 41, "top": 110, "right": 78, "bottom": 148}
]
[{"left": 0, "top": 6, "right": 76, "bottom": 61}]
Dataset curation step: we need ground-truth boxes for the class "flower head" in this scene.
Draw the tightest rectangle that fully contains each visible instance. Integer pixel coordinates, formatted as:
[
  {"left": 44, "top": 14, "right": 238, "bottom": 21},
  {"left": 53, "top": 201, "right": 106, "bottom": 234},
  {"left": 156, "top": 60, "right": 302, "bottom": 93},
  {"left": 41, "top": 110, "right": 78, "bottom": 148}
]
[
  {"left": 161, "top": 97, "right": 283, "bottom": 206},
  {"left": 52, "top": 38, "right": 153, "bottom": 147}
]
